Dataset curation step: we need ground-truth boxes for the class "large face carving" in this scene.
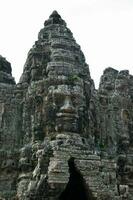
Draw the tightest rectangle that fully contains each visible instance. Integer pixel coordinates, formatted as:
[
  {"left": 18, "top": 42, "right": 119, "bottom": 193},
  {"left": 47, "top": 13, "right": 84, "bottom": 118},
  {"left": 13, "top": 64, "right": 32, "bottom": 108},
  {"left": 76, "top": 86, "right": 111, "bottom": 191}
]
[
  {"left": 45, "top": 64, "right": 87, "bottom": 134},
  {"left": 99, "top": 68, "right": 118, "bottom": 94},
  {"left": 115, "top": 75, "right": 129, "bottom": 93},
  {"left": 47, "top": 84, "right": 85, "bottom": 133}
]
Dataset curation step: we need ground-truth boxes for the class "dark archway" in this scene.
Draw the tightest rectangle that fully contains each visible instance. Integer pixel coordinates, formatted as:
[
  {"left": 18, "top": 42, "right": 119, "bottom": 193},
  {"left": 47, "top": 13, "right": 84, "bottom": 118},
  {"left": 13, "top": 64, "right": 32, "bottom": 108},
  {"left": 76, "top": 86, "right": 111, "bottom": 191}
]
[{"left": 59, "top": 157, "right": 95, "bottom": 200}]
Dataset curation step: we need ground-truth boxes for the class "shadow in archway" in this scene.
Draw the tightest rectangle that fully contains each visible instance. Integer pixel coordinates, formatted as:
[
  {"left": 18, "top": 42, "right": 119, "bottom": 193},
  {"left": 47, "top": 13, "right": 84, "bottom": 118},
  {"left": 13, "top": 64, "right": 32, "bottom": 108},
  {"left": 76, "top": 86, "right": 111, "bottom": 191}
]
[{"left": 59, "top": 157, "right": 95, "bottom": 200}]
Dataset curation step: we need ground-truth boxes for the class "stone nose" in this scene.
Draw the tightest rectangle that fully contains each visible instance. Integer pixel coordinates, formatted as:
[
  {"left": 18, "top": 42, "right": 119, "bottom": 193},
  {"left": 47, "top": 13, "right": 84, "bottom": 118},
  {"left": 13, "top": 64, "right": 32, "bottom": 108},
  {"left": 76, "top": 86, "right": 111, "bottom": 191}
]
[{"left": 60, "top": 96, "right": 75, "bottom": 113}]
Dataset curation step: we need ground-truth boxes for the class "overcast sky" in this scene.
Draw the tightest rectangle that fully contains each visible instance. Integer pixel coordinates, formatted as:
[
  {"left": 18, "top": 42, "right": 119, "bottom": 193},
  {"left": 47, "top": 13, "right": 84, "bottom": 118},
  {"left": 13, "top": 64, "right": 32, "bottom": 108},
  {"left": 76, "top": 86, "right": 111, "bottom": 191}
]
[{"left": 0, "top": 0, "right": 133, "bottom": 88}]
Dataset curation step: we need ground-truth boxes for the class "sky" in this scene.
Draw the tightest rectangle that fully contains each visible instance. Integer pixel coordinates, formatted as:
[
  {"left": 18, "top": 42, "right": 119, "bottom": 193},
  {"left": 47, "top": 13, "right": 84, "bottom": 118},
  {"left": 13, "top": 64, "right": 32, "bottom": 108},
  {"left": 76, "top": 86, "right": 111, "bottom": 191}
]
[{"left": 0, "top": 0, "right": 133, "bottom": 88}]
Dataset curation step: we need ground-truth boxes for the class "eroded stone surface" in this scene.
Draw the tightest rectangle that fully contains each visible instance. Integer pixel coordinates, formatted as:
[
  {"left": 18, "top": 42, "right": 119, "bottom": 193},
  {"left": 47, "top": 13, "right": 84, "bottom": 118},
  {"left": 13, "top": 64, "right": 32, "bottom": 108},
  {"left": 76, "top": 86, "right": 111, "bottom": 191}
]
[{"left": 0, "top": 11, "right": 133, "bottom": 200}]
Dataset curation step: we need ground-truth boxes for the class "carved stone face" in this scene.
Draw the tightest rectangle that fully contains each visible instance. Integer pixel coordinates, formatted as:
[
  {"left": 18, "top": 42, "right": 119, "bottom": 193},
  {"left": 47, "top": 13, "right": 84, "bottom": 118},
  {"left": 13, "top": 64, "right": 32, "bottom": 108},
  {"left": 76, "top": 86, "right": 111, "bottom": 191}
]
[
  {"left": 114, "top": 70, "right": 129, "bottom": 93},
  {"left": 46, "top": 69, "right": 86, "bottom": 133},
  {"left": 45, "top": 77, "right": 86, "bottom": 134},
  {"left": 115, "top": 76, "right": 129, "bottom": 93},
  {"left": 99, "top": 68, "right": 118, "bottom": 94}
]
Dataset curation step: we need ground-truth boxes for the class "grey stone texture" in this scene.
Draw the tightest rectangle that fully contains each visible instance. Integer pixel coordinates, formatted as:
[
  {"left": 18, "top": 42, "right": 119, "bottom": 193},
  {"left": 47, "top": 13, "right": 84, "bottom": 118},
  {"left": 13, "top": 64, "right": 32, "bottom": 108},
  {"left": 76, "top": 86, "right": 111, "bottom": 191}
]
[{"left": 0, "top": 11, "right": 133, "bottom": 199}]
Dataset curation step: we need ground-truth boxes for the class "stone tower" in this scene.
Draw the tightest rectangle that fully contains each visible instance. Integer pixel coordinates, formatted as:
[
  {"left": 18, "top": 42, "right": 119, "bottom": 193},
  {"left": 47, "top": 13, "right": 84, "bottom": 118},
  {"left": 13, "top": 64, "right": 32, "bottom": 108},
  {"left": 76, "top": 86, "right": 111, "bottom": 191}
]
[{"left": 0, "top": 11, "right": 133, "bottom": 200}]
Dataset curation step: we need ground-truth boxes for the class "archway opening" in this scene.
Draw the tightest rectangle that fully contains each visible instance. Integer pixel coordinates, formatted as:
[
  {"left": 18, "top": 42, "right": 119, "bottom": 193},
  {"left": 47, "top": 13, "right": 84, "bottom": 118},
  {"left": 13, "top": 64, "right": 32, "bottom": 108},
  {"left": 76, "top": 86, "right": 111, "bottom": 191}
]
[{"left": 59, "top": 157, "right": 95, "bottom": 200}]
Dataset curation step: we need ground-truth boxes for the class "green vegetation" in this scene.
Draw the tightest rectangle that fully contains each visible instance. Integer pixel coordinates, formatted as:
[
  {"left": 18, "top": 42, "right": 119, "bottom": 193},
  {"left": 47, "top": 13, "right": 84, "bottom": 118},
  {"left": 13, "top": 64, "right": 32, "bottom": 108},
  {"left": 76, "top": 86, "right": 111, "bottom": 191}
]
[{"left": 68, "top": 74, "right": 80, "bottom": 83}]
